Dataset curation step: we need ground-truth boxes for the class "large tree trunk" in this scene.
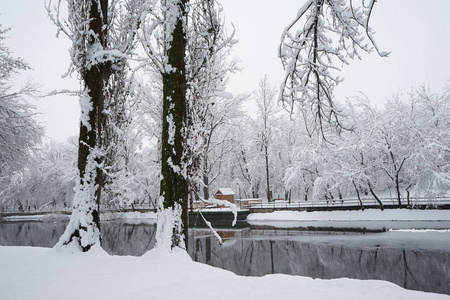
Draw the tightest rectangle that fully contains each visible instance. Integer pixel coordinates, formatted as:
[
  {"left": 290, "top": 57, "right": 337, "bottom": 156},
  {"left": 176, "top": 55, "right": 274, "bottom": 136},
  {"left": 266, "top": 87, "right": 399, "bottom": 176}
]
[
  {"left": 56, "top": 0, "right": 110, "bottom": 252},
  {"left": 159, "top": 0, "right": 189, "bottom": 250}
]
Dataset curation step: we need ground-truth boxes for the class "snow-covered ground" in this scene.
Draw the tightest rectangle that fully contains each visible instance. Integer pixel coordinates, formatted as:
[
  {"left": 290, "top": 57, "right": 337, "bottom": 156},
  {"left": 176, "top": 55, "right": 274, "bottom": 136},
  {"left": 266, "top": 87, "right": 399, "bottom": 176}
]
[{"left": 1, "top": 245, "right": 449, "bottom": 300}]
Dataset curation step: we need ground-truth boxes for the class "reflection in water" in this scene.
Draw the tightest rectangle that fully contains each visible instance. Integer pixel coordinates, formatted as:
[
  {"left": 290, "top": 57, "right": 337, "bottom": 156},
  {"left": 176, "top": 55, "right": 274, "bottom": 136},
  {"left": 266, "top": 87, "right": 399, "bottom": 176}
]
[
  {"left": 0, "top": 220, "right": 157, "bottom": 256},
  {"left": 101, "top": 220, "right": 157, "bottom": 256},
  {"left": 0, "top": 220, "right": 67, "bottom": 247},
  {"left": 0, "top": 220, "right": 449, "bottom": 295},
  {"left": 191, "top": 230, "right": 450, "bottom": 295}
]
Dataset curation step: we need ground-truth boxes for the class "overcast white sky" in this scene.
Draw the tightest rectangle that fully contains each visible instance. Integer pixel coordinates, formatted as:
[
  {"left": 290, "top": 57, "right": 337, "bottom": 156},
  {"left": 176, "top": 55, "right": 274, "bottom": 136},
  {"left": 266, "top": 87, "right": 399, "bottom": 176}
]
[{"left": 1, "top": 0, "right": 450, "bottom": 142}]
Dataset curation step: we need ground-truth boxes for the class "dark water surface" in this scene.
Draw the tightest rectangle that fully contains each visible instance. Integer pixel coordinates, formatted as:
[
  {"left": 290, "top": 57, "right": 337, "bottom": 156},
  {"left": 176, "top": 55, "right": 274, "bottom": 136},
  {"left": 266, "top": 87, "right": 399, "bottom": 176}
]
[{"left": 0, "top": 219, "right": 449, "bottom": 295}]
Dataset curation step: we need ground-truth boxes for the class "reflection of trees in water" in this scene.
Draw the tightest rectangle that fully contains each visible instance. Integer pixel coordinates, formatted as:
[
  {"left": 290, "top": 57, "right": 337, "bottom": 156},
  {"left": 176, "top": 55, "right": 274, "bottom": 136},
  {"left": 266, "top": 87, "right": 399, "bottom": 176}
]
[
  {"left": 0, "top": 221, "right": 67, "bottom": 247},
  {"left": 191, "top": 236, "right": 450, "bottom": 295},
  {"left": 0, "top": 220, "right": 158, "bottom": 256},
  {"left": 101, "top": 222, "right": 157, "bottom": 256}
]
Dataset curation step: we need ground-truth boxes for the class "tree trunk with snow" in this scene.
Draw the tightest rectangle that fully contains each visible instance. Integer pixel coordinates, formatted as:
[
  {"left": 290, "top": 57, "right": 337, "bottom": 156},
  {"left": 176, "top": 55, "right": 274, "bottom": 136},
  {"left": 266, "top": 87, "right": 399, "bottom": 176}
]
[
  {"left": 56, "top": 0, "right": 111, "bottom": 252},
  {"left": 159, "top": 0, "right": 189, "bottom": 250}
]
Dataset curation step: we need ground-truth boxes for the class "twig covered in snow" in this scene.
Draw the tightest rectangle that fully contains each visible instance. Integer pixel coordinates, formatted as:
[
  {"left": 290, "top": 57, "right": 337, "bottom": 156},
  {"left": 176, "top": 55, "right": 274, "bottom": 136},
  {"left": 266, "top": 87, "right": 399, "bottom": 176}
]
[{"left": 195, "top": 191, "right": 238, "bottom": 226}]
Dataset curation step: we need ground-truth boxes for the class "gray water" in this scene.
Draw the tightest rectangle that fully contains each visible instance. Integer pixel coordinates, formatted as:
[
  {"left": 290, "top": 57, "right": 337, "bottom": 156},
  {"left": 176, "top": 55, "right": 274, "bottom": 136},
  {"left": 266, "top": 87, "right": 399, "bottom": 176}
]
[{"left": 0, "top": 219, "right": 449, "bottom": 295}]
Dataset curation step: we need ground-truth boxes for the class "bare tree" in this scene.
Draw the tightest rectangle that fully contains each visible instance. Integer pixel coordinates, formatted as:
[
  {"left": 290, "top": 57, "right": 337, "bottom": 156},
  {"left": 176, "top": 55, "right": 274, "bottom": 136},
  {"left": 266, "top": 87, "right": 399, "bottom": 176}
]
[
  {"left": 185, "top": 0, "right": 238, "bottom": 205},
  {"left": 201, "top": 94, "right": 245, "bottom": 200},
  {"left": 254, "top": 76, "right": 277, "bottom": 202},
  {"left": 142, "top": 0, "right": 237, "bottom": 250},
  {"left": 47, "top": 0, "right": 112, "bottom": 251},
  {"left": 0, "top": 26, "right": 44, "bottom": 180},
  {"left": 141, "top": 0, "right": 190, "bottom": 249},
  {"left": 47, "top": 0, "right": 142, "bottom": 251}
]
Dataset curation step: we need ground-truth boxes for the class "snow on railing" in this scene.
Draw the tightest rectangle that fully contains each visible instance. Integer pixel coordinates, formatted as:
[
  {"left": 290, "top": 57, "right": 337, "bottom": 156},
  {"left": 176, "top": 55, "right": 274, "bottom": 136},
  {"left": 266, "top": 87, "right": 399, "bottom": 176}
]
[{"left": 244, "top": 197, "right": 450, "bottom": 210}]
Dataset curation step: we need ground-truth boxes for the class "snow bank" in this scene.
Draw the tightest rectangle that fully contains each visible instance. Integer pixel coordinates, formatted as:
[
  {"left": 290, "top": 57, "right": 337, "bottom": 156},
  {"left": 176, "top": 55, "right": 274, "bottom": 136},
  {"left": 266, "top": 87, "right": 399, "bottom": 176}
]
[
  {"left": 390, "top": 229, "right": 450, "bottom": 233},
  {"left": 0, "top": 246, "right": 448, "bottom": 300},
  {"left": 247, "top": 209, "right": 450, "bottom": 222},
  {"left": 3, "top": 213, "right": 70, "bottom": 221}
]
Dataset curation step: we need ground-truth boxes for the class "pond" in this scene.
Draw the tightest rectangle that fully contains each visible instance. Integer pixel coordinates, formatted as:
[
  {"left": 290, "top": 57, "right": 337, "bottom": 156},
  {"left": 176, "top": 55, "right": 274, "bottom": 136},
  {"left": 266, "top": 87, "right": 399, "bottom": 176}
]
[{"left": 0, "top": 218, "right": 449, "bottom": 296}]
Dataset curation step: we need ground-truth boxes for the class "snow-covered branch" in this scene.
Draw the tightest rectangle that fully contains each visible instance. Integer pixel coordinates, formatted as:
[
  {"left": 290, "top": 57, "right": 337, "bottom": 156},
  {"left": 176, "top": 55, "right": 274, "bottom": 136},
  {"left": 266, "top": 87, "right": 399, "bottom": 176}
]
[{"left": 279, "top": 0, "right": 388, "bottom": 136}]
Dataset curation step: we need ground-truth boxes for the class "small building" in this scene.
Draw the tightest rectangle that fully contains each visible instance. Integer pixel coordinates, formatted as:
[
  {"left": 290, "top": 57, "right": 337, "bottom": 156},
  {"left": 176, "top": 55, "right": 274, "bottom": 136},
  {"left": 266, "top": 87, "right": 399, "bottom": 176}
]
[{"left": 214, "top": 188, "right": 235, "bottom": 203}]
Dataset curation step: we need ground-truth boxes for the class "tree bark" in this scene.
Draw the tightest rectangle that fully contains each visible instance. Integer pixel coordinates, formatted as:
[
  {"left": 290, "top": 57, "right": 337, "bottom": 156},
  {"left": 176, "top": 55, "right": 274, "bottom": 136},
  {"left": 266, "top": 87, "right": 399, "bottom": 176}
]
[
  {"left": 81, "top": 0, "right": 110, "bottom": 221},
  {"left": 159, "top": 0, "right": 189, "bottom": 249},
  {"left": 59, "top": 0, "right": 111, "bottom": 252}
]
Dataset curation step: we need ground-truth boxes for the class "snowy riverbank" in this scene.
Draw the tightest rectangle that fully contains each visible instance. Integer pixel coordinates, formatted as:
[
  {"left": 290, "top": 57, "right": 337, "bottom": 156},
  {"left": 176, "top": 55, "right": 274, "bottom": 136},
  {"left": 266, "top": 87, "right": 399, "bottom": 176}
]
[
  {"left": 246, "top": 209, "right": 450, "bottom": 232},
  {"left": 1, "top": 245, "right": 449, "bottom": 300},
  {"left": 247, "top": 209, "right": 450, "bottom": 222}
]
